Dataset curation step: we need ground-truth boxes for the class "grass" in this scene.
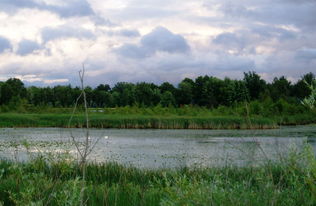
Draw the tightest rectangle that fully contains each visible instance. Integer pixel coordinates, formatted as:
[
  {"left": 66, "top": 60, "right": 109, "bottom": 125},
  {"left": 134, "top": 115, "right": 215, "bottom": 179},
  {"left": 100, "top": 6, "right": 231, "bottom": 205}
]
[
  {"left": 0, "top": 146, "right": 315, "bottom": 206},
  {"left": 0, "top": 112, "right": 277, "bottom": 129},
  {"left": 0, "top": 104, "right": 316, "bottom": 129}
]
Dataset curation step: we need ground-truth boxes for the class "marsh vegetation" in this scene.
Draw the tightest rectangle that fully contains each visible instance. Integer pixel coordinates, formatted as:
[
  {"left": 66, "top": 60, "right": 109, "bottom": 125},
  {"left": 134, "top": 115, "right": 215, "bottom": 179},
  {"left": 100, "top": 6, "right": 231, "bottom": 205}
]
[{"left": 0, "top": 146, "right": 315, "bottom": 206}]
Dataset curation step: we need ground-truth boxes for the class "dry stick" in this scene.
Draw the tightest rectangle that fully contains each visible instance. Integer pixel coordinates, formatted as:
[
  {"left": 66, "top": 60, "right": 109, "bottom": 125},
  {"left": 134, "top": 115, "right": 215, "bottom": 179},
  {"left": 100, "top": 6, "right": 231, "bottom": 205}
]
[
  {"left": 79, "top": 65, "right": 88, "bottom": 206},
  {"left": 68, "top": 92, "right": 84, "bottom": 160},
  {"left": 68, "top": 65, "right": 103, "bottom": 206}
]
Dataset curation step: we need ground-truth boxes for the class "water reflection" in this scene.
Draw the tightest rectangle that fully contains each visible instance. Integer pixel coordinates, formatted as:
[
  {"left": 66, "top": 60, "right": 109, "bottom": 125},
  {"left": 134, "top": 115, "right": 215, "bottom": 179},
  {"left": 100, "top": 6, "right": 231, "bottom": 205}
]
[{"left": 0, "top": 126, "right": 315, "bottom": 168}]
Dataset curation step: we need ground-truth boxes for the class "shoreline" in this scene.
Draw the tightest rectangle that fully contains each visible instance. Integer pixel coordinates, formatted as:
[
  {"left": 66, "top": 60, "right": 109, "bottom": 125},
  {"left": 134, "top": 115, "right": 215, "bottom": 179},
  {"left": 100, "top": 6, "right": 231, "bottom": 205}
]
[{"left": 1, "top": 112, "right": 316, "bottom": 129}]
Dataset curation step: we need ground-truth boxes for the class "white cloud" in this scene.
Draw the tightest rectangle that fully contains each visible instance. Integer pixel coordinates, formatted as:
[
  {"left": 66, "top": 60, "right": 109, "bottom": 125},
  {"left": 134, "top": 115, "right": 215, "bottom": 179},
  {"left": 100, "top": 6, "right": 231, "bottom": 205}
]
[
  {"left": 0, "top": 0, "right": 315, "bottom": 86},
  {"left": 0, "top": 0, "right": 94, "bottom": 18},
  {"left": 117, "top": 27, "right": 190, "bottom": 58},
  {"left": 41, "top": 25, "right": 95, "bottom": 42}
]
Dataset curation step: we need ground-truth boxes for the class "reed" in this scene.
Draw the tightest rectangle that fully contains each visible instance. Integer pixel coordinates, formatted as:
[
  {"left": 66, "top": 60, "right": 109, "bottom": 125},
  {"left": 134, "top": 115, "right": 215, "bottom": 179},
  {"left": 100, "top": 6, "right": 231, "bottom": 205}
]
[
  {"left": 0, "top": 113, "right": 279, "bottom": 129},
  {"left": 1, "top": 103, "right": 316, "bottom": 129},
  {"left": 0, "top": 148, "right": 315, "bottom": 206}
]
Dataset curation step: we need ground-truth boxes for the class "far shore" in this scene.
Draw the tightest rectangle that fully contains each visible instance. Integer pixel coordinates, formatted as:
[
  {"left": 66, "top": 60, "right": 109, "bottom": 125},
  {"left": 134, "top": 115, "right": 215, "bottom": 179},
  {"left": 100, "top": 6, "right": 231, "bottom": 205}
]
[{"left": 1, "top": 112, "right": 315, "bottom": 130}]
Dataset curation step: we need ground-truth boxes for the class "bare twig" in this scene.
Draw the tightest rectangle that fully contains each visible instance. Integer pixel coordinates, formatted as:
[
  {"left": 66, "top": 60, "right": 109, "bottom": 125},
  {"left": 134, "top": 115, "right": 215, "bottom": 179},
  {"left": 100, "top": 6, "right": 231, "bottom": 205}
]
[{"left": 67, "top": 64, "right": 104, "bottom": 206}]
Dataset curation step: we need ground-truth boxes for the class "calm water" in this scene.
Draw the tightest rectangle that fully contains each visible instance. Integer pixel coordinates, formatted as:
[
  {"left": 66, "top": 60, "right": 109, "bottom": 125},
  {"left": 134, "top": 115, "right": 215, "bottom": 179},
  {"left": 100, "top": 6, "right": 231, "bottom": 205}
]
[{"left": 0, "top": 125, "right": 315, "bottom": 168}]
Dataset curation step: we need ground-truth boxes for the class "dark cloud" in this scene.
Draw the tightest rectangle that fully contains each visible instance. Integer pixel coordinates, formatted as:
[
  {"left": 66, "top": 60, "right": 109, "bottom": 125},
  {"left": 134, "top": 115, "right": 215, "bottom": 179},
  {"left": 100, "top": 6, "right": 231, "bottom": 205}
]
[
  {"left": 116, "top": 44, "right": 149, "bottom": 59},
  {"left": 141, "top": 27, "right": 190, "bottom": 53},
  {"left": 250, "top": 25, "right": 297, "bottom": 40},
  {"left": 42, "top": 25, "right": 94, "bottom": 42},
  {"left": 213, "top": 32, "right": 247, "bottom": 51},
  {"left": 116, "top": 6, "right": 179, "bottom": 20},
  {"left": 46, "top": 0, "right": 94, "bottom": 18},
  {"left": 17, "top": 40, "right": 41, "bottom": 56},
  {"left": 90, "top": 15, "right": 117, "bottom": 27},
  {"left": 151, "top": 54, "right": 254, "bottom": 77},
  {"left": 0, "top": 0, "right": 94, "bottom": 17},
  {"left": 1, "top": 0, "right": 36, "bottom": 7},
  {"left": 0, "top": 36, "right": 12, "bottom": 53},
  {"left": 106, "top": 29, "right": 140, "bottom": 37},
  {"left": 295, "top": 48, "right": 316, "bottom": 61},
  {"left": 77, "top": 53, "right": 254, "bottom": 86},
  {"left": 118, "top": 29, "right": 140, "bottom": 37},
  {"left": 212, "top": 25, "right": 297, "bottom": 54},
  {"left": 258, "top": 49, "right": 316, "bottom": 82},
  {"left": 276, "top": 0, "right": 316, "bottom": 5},
  {"left": 117, "top": 26, "right": 190, "bottom": 58},
  {"left": 220, "top": 1, "right": 316, "bottom": 30}
]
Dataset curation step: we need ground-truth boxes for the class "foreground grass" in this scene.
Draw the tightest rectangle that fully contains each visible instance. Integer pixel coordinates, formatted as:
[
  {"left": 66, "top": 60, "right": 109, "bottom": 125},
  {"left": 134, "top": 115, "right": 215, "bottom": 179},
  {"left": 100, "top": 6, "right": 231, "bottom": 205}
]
[{"left": 0, "top": 146, "right": 316, "bottom": 206}]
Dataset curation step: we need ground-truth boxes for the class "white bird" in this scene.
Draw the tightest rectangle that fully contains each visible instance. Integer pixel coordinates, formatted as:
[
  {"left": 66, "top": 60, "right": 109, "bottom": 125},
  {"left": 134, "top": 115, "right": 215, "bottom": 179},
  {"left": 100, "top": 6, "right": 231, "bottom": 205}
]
[{"left": 104, "top": 136, "right": 109, "bottom": 139}]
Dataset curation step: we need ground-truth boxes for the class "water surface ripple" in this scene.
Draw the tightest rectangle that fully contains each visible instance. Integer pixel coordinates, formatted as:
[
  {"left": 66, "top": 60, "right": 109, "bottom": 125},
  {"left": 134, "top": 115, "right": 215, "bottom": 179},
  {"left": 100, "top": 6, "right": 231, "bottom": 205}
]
[{"left": 0, "top": 125, "right": 315, "bottom": 168}]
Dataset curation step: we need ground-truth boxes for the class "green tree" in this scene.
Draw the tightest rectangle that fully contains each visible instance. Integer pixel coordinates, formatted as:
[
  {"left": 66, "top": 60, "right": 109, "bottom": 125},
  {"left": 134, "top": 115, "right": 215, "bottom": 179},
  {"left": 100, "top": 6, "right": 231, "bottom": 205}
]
[
  {"left": 176, "top": 78, "right": 194, "bottom": 105},
  {"left": 96, "top": 84, "right": 111, "bottom": 92},
  {"left": 160, "top": 82, "right": 176, "bottom": 95},
  {"left": 292, "top": 72, "right": 315, "bottom": 99},
  {"left": 160, "top": 91, "right": 176, "bottom": 107},
  {"left": 243, "top": 71, "right": 266, "bottom": 100},
  {"left": 192, "top": 76, "right": 225, "bottom": 107},
  {"left": 52, "top": 85, "right": 74, "bottom": 107},
  {"left": 193, "top": 76, "right": 211, "bottom": 106},
  {"left": 269, "top": 76, "right": 291, "bottom": 101},
  {"left": 135, "top": 82, "right": 161, "bottom": 106},
  {"left": 112, "top": 82, "right": 136, "bottom": 106},
  {"left": 0, "top": 78, "right": 26, "bottom": 105}
]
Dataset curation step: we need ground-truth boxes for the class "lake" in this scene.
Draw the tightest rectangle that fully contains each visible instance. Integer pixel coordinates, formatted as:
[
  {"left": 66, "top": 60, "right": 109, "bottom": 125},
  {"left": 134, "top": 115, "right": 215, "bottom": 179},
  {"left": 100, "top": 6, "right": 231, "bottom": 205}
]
[{"left": 0, "top": 125, "right": 315, "bottom": 168}]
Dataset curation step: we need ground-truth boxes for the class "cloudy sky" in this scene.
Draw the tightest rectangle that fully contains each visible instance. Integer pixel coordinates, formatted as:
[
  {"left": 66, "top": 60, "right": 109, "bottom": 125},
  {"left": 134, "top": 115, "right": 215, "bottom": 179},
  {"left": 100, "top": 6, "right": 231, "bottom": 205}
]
[{"left": 0, "top": 0, "right": 315, "bottom": 86}]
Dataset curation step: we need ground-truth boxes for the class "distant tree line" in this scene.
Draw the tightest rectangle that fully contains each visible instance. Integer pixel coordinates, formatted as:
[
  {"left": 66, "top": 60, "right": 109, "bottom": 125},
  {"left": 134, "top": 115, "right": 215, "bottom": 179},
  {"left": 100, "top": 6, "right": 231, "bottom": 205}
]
[{"left": 0, "top": 71, "right": 315, "bottom": 109}]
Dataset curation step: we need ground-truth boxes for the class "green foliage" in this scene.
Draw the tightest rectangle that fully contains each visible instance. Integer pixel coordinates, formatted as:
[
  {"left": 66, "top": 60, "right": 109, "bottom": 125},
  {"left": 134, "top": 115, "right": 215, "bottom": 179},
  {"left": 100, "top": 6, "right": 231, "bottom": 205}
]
[
  {"left": 176, "top": 78, "right": 194, "bottom": 105},
  {"left": 243, "top": 71, "right": 266, "bottom": 100},
  {"left": 0, "top": 78, "right": 27, "bottom": 105},
  {"left": 270, "top": 76, "right": 292, "bottom": 101},
  {"left": 292, "top": 73, "right": 315, "bottom": 99},
  {"left": 112, "top": 82, "right": 136, "bottom": 107},
  {"left": 301, "top": 79, "right": 316, "bottom": 109},
  {"left": 0, "top": 108, "right": 280, "bottom": 129},
  {"left": 1, "top": 99, "right": 316, "bottom": 129},
  {"left": 1, "top": 72, "right": 315, "bottom": 110},
  {"left": 0, "top": 72, "right": 315, "bottom": 129},
  {"left": 160, "top": 91, "right": 176, "bottom": 107}
]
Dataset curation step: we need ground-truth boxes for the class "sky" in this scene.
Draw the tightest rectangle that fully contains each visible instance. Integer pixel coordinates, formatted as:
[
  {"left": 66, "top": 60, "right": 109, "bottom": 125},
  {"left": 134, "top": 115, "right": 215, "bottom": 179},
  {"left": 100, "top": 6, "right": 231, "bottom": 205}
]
[{"left": 0, "top": 0, "right": 315, "bottom": 87}]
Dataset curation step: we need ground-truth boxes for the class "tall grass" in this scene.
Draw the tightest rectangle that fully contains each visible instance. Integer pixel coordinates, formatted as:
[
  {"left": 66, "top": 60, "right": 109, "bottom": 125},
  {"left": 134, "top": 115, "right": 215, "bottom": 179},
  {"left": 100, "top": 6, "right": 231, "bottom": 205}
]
[
  {"left": 0, "top": 146, "right": 315, "bottom": 206},
  {"left": 1, "top": 103, "right": 316, "bottom": 129},
  {"left": 0, "top": 113, "right": 277, "bottom": 129}
]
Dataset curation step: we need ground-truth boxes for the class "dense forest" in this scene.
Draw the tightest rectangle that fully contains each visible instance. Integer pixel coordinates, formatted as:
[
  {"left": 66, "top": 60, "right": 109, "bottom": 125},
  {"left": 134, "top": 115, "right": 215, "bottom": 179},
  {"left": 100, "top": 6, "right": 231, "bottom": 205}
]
[{"left": 0, "top": 71, "right": 315, "bottom": 110}]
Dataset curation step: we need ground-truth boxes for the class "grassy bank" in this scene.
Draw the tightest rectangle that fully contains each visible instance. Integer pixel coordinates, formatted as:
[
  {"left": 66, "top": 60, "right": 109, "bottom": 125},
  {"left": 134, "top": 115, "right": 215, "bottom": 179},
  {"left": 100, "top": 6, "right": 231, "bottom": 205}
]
[
  {"left": 1, "top": 104, "right": 316, "bottom": 129},
  {"left": 0, "top": 149, "right": 315, "bottom": 206},
  {"left": 0, "top": 113, "right": 278, "bottom": 129}
]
